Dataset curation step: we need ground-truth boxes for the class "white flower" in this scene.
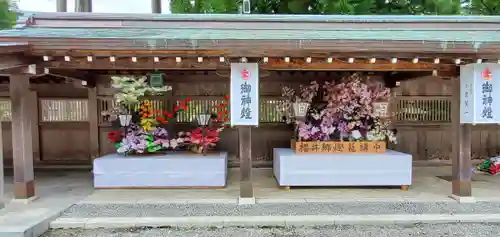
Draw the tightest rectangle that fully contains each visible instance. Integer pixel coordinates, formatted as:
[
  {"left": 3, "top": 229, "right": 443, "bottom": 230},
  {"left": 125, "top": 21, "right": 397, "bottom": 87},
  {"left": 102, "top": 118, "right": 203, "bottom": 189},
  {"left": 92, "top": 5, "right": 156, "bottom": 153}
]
[
  {"left": 351, "top": 130, "right": 362, "bottom": 140},
  {"left": 311, "top": 126, "right": 320, "bottom": 134},
  {"left": 366, "top": 132, "right": 375, "bottom": 141},
  {"left": 311, "top": 113, "right": 321, "bottom": 120},
  {"left": 117, "top": 145, "right": 129, "bottom": 154}
]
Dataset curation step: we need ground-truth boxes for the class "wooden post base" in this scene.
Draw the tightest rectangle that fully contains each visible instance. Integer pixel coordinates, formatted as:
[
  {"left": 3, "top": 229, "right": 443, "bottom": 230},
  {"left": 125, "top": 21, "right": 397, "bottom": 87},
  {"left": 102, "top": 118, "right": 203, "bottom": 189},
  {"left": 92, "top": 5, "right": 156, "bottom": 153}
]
[
  {"left": 279, "top": 186, "right": 291, "bottom": 191},
  {"left": 400, "top": 185, "right": 409, "bottom": 191},
  {"left": 14, "top": 180, "right": 36, "bottom": 199}
]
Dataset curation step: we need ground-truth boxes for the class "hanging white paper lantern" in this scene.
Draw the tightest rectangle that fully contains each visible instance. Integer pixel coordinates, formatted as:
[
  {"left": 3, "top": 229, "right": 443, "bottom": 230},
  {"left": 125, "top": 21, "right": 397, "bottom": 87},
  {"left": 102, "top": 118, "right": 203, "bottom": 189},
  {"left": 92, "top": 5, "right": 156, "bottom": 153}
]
[
  {"left": 373, "top": 102, "right": 390, "bottom": 118},
  {"left": 118, "top": 114, "right": 132, "bottom": 127},
  {"left": 293, "top": 102, "right": 310, "bottom": 119},
  {"left": 197, "top": 114, "right": 212, "bottom": 126}
]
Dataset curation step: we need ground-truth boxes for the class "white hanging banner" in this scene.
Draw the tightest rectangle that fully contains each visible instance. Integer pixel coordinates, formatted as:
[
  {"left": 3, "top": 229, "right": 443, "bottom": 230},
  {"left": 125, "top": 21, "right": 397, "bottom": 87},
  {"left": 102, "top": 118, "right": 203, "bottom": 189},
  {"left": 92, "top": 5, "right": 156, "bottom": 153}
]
[
  {"left": 230, "top": 63, "right": 259, "bottom": 126},
  {"left": 460, "top": 63, "right": 500, "bottom": 124}
]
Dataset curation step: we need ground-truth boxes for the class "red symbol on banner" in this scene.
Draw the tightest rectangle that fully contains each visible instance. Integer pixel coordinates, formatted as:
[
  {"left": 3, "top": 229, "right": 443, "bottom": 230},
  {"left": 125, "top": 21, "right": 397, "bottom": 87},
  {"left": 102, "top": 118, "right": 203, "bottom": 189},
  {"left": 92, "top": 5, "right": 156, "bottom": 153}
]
[
  {"left": 483, "top": 68, "right": 492, "bottom": 81},
  {"left": 241, "top": 69, "right": 249, "bottom": 80}
]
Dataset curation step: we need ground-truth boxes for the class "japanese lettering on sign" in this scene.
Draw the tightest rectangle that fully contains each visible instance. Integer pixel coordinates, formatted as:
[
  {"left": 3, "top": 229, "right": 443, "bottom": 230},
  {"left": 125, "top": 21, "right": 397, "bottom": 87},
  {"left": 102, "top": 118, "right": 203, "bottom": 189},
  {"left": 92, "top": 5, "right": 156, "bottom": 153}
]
[
  {"left": 230, "top": 63, "right": 259, "bottom": 126},
  {"left": 460, "top": 63, "right": 500, "bottom": 124},
  {"left": 295, "top": 141, "right": 386, "bottom": 154},
  {"left": 481, "top": 69, "right": 493, "bottom": 119}
]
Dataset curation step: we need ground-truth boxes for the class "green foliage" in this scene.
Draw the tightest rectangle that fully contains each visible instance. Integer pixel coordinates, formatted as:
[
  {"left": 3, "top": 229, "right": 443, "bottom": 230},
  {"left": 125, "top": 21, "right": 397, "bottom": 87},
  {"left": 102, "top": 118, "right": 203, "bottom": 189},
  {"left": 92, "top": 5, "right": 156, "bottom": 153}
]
[
  {"left": 0, "top": 0, "right": 16, "bottom": 30},
  {"left": 170, "top": 0, "right": 500, "bottom": 15},
  {"left": 467, "top": 0, "right": 500, "bottom": 15},
  {"left": 170, "top": 0, "right": 240, "bottom": 13}
]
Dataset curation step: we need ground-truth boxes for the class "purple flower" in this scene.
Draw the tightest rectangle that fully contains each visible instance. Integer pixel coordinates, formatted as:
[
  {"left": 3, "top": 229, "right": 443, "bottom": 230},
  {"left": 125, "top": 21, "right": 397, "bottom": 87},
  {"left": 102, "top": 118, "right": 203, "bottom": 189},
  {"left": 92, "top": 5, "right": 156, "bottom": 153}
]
[{"left": 152, "top": 127, "right": 168, "bottom": 139}]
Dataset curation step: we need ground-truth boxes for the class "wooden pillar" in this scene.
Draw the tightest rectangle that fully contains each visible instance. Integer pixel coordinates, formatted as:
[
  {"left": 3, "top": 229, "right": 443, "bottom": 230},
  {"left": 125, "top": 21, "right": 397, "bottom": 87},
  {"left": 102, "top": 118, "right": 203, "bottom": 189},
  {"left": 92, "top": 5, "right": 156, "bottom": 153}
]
[
  {"left": 0, "top": 121, "right": 4, "bottom": 208},
  {"left": 29, "top": 92, "right": 40, "bottom": 161},
  {"left": 75, "top": 0, "right": 84, "bottom": 12},
  {"left": 56, "top": 0, "right": 67, "bottom": 12},
  {"left": 451, "top": 76, "right": 472, "bottom": 199},
  {"left": 239, "top": 126, "right": 254, "bottom": 202},
  {"left": 75, "top": 0, "right": 91, "bottom": 12},
  {"left": 416, "top": 80, "right": 427, "bottom": 160},
  {"left": 87, "top": 0, "right": 92, "bottom": 12},
  {"left": 88, "top": 85, "right": 99, "bottom": 160},
  {"left": 151, "top": 0, "right": 161, "bottom": 13},
  {"left": 10, "top": 75, "right": 35, "bottom": 199}
]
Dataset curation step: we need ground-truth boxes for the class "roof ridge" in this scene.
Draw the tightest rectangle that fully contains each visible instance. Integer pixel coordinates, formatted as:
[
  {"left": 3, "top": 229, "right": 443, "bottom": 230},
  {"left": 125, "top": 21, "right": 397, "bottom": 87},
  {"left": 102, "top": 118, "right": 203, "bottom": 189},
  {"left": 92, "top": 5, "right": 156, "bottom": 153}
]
[{"left": 25, "top": 12, "right": 500, "bottom": 24}]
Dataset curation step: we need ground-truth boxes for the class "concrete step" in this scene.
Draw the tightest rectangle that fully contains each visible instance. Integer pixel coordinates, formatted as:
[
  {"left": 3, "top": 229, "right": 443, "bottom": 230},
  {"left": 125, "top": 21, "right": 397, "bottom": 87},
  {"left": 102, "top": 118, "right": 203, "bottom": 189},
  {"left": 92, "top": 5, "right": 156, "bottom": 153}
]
[
  {"left": 49, "top": 201, "right": 500, "bottom": 229},
  {"left": 59, "top": 201, "right": 500, "bottom": 218},
  {"left": 50, "top": 214, "right": 500, "bottom": 229}
]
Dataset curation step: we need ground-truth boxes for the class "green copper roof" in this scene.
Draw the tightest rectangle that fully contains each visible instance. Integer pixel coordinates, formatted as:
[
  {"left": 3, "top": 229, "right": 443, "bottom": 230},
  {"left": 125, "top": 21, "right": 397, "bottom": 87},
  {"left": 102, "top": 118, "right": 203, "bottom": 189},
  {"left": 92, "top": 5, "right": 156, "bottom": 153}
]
[
  {"left": 29, "top": 12, "right": 500, "bottom": 23},
  {"left": 0, "top": 28, "right": 496, "bottom": 43},
  {"left": 1, "top": 12, "right": 499, "bottom": 43}
]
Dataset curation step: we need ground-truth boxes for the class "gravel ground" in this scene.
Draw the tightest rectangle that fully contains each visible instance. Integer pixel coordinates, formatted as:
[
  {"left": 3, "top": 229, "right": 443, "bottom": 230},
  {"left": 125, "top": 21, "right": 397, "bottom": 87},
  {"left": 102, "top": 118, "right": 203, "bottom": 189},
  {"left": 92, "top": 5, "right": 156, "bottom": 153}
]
[
  {"left": 61, "top": 201, "right": 500, "bottom": 218},
  {"left": 42, "top": 223, "right": 500, "bottom": 237}
]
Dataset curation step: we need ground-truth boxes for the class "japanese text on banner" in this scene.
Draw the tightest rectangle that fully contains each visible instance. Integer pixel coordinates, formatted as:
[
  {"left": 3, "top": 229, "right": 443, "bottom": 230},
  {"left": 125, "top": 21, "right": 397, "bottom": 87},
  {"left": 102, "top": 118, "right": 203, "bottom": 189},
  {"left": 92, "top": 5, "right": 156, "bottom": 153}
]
[{"left": 230, "top": 63, "right": 259, "bottom": 126}]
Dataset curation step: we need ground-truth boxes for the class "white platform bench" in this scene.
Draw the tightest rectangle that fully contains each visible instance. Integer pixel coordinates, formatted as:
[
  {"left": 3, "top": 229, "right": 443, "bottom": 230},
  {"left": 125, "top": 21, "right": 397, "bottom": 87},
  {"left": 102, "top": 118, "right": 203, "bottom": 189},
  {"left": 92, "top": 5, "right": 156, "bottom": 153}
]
[
  {"left": 273, "top": 148, "right": 412, "bottom": 189},
  {"left": 93, "top": 152, "right": 228, "bottom": 188}
]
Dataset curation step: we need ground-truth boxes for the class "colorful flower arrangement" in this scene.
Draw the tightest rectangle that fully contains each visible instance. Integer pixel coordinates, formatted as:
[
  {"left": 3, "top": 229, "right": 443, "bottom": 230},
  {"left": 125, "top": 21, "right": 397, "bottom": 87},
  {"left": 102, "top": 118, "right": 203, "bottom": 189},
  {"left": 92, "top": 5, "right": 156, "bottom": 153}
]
[
  {"left": 286, "top": 73, "right": 397, "bottom": 144},
  {"left": 153, "top": 97, "right": 192, "bottom": 125},
  {"left": 106, "top": 90, "right": 231, "bottom": 155},
  {"left": 215, "top": 95, "right": 230, "bottom": 124},
  {"left": 188, "top": 127, "right": 220, "bottom": 154},
  {"left": 186, "top": 96, "right": 230, "bottom": 154},
  {"left": 107, "top": 97, "right": 193, "bottom": 155}
]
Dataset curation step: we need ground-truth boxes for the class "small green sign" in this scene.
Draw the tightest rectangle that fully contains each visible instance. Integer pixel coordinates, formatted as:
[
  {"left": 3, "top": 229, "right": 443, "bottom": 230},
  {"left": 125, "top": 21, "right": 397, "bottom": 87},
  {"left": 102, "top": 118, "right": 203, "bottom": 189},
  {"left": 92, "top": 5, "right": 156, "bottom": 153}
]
[{"left": 149, "top": 73, "right": 164, "bottom": 88}]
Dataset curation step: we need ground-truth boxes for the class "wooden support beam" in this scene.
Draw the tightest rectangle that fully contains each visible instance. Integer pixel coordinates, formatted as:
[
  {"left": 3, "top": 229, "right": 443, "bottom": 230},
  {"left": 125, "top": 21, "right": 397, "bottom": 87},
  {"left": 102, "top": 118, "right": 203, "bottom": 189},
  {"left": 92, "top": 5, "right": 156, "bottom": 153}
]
[
  {"left": 263, "top": 58, "right": 452, "bottom": 71},
  {"left": 239, "top": 126, "right": 253, "bottom": 200},
  {"left": 151, "top": 0, "right": 161, "bottom": 13},
  {"left": 44, "top": 57, "right": 224, "bottom": 70},
  {"left": 45, "top": 69, "right": 96, "bottom": 81},
  {"left": 0, "top": 54, "right": 35, "bottom": 73},
  {"left": 383, "top": 71, "right": 434, "bottom": 88},
  {"left": 10, "top": 74, "right": 36, "bottom": 199},
  {"left": 451, "top": 76, "right": 472, "bottom": 198},
  {"left": 0, "top": 43, "right": 29, "bottom": 55},
  {"left": 42, "top": 57, "right": 455, "bottom": 72},
  {"left": 57, "top": 0, "right": 67, "bottom": 12}
]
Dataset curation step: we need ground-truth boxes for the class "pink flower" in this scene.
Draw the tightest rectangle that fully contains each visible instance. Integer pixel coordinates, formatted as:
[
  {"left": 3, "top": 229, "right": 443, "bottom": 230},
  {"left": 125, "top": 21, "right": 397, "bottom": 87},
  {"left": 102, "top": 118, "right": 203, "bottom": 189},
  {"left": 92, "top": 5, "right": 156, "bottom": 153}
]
[
  {"left": 170, "top": 139, "right": 178, "bottom": 149},
  {"left": 160, "top": 139, "right": 170, "bottom": 148}
]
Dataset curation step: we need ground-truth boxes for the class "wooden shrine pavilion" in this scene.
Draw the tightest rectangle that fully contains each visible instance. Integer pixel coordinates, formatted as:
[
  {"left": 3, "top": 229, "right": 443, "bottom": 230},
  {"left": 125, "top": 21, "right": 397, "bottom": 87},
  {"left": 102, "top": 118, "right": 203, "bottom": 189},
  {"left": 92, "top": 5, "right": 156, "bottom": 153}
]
[{"left": 0, "top": 9, "right": 498, "bottom": 201}]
